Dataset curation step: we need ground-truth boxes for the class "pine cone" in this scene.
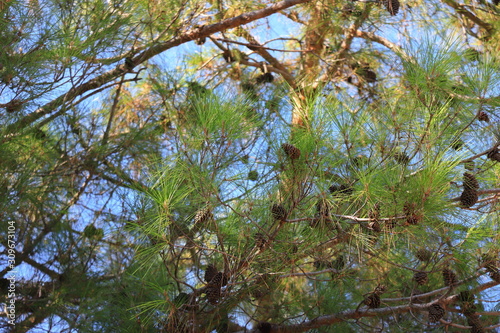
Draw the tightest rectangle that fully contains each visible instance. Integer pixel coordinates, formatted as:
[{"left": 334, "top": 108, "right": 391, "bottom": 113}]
[
  {"left": 206, "top": 285, "right": 221, "bottom": 304},
  {"left": 451, "top": 139, "right": 464, "bottom": 150},
  {"left": 248, "top": 170, "right": 259, "bottom": 181},
  {"left": 393, "top": 152, "right": 410, "bottom": 164},
  {"left": 467, "top": 314, "right": 484, "bottom": 332},
  {"left": 194, "top": 37, "right": 206, "bottom": 45},
  {"left": 281, "top": 143, "right": 301, "bottom": 160},
  {"left": 487, "top": 148, "right": 500, "bottom": 162},
  {"left": 329, "top": 183, "right": 354, "bottom": 195},
  {"left": 368, "top": 203, "right": 380, "bottom": 221},
  {"left": 206, "top": 272, "right": 224, "bottom": 304},
  {"left": 316, "top": 200, "right": 330, "bottom": 217},
  {"left": 363, "top": 293, "right": 381, "bottom": 308},
  {"left": 442, "top": 268, "right": 457, "bottom": 287},
  {"left": 374, "top": 284, "right": 387, "bottom": 295},
  {"left": 404, "top": 203, "right": 421, "bottom": 225},
  {"left": 256, "top": 322, "right": 274, "bottom": 333},
  {"left": 254, "top": 232, "right": 268, "bottom": 249},
  {"left": 490, "top": 270, "right": 500, "bottom": 283},
  {"left": 415, "top": 249, "right": 432, "bottom": 262},
  {"left": 414, "top": 272, "right": 429, "bottom": 285},
  {"left": 428, "top": 303, "right": 445, "bottom": 322},
  {"left": 463, "top": 173, "right": 479, "bottom": 190},
  {"left": 460, "top": 188, "right": 478, "bottom": 208},
  {"left": 5, "top": 99, "right": 23, "bottom": 113},
  {"left": 314, "top": 259, "right": 330, "bottom": 270},
  {"left": 221, "top": 272, "right": 229, "bottom": 287},
  {"left": 406, "top": 213, "right": 420, "bottom": 225},
  {"left": 477, "top": 111, "right": 490, "bottom": 122},
  {"left": 311, "top": 200, "right": 331, "bottom": 227},
  {"left": 363, "top": 69, "right": 377, "bottom": 83},
  {"left": 458, "top": 290, "right": 474, "bottom": 303},
  {"left": 271, "top": 203, "right": 287, "bottom": 221},
  {"left": 470, "top": 324, "right": 485, "bottom": 333},
  {"left": 194, "top": 207, "right": 213, "bottom": 224},
  {"left": 368, "top": 220, "right": 381, "bottom": 232},
  {"left": 205, "top": 264, "right": 218, "bottom": 283},
  {"left": 383, "top": 0, "right": 400, "bottom": 15},
  {"left": 210, "top": 271, "right": 224, "bottom": 287},
  {"left": 255, "top": 72, "right": 274, "bottom": 84},
  {"left": 222, "top": 50, "right": 235, "bottom": 63}
]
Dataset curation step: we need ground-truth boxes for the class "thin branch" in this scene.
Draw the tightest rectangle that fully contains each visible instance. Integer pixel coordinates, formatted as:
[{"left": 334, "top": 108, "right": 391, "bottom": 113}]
[
  {"left": 442, "top": 0, "right": 494, "bottom": 36},
  {"left": 101, "top": 74, "right": 126, "bottom": 147},
  {"left": 237, "top": 30, "right": 297, "bottom": 88}
]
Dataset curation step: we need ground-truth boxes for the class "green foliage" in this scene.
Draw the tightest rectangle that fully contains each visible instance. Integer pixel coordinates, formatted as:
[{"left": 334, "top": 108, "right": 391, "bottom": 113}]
[{"left": 2, "top": 0, "right": 500, "bottom": 332}]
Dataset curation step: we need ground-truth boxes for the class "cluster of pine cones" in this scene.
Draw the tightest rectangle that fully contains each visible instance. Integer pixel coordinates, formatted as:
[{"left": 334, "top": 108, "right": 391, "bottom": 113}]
[{"left": 204, "top": 264, "right": 229, "bottom": 305}]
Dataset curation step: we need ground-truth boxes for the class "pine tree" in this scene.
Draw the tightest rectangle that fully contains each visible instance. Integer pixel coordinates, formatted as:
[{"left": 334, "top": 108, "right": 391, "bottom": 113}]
[{"left": 2, "top": 0, "right": 500, "bottom": 331}]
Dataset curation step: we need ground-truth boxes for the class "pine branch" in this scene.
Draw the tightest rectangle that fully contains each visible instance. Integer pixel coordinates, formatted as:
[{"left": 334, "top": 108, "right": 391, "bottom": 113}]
[
  {"left": 0, "top": 173, "right": 91, "bottom": 278},
  {"left": 237, "top": 30, "right": 296, "bottom": 88},
  {"left": 3, "top": 0, "right": 313, "bottom": 139},
  {"left": 441, "top": 0, "right": 494, "bottom": 36},
  {"left": 233, "top": 280, "right": 500, "bottom": 332}
]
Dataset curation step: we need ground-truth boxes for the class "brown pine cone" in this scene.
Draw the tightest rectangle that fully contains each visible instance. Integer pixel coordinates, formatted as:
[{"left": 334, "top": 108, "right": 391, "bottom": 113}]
[
  {"left": 383, "top": 0, "right": 400, "bottom": 15},
  {"left": 490, "top": 270, "right": 500, "bottom": 283},
  {"left": 463, "top": 172, "right": 479, "bottom": 190},
  {"left": 255, "top": 72, "right": 274, "bottom": 84},
  {"left": 368, "top": 220, "right": 381, "bottom": 232},
  {"left": 281, "top": 143, "right": 301, "bottom": 160},
  {"left": 194, "top": 207, "right": 213, "bottom": 224},
  {"left": 204, "top": 264, "right": 218, "bottom": 283},
  {"left": 470, "top": 324, "right": 485, "bottom": 333},
  {"left": 206, "top": 285, "right": 221, "bottom": 304},
  {"left": 467, "top": 314, "right": 484, "bottom": 332},
  {"left": 477, "top": 111, "right": 490, "bottom": 122},
  {"left": 329, "top": 183, "right": 354, "bottom": 195},
  {"left": 487, "top": 148, "right": 500, "bottom": 162},
  {"left": 415, "top": 248, "right": 432, "bottom": 262},
  {"left": 428, "top": 303, "right": 445, "bottom": 322},
  {"left": 414, "top": 272, "right": 429, "bottom": 285},
  {"left": 206, "top": 271, "right": 224, "bottom": 304},
  {"left": 271, "top": 203, "right": 287, "bottom": 221},
  {"left": 254, "top": 232, "right": 268, "bottom": 249},
  {"left": 460, "top": 188, "right": 478, "bottom": 208},
  {"left": 363, "top": 293, "right": 381, "bottom": 308},
  {"left": 442, "top": 268, "right": 457, "bottom": 287},
  {"left": 403, "top": 202, "right": 421, "bottom": 225}
]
